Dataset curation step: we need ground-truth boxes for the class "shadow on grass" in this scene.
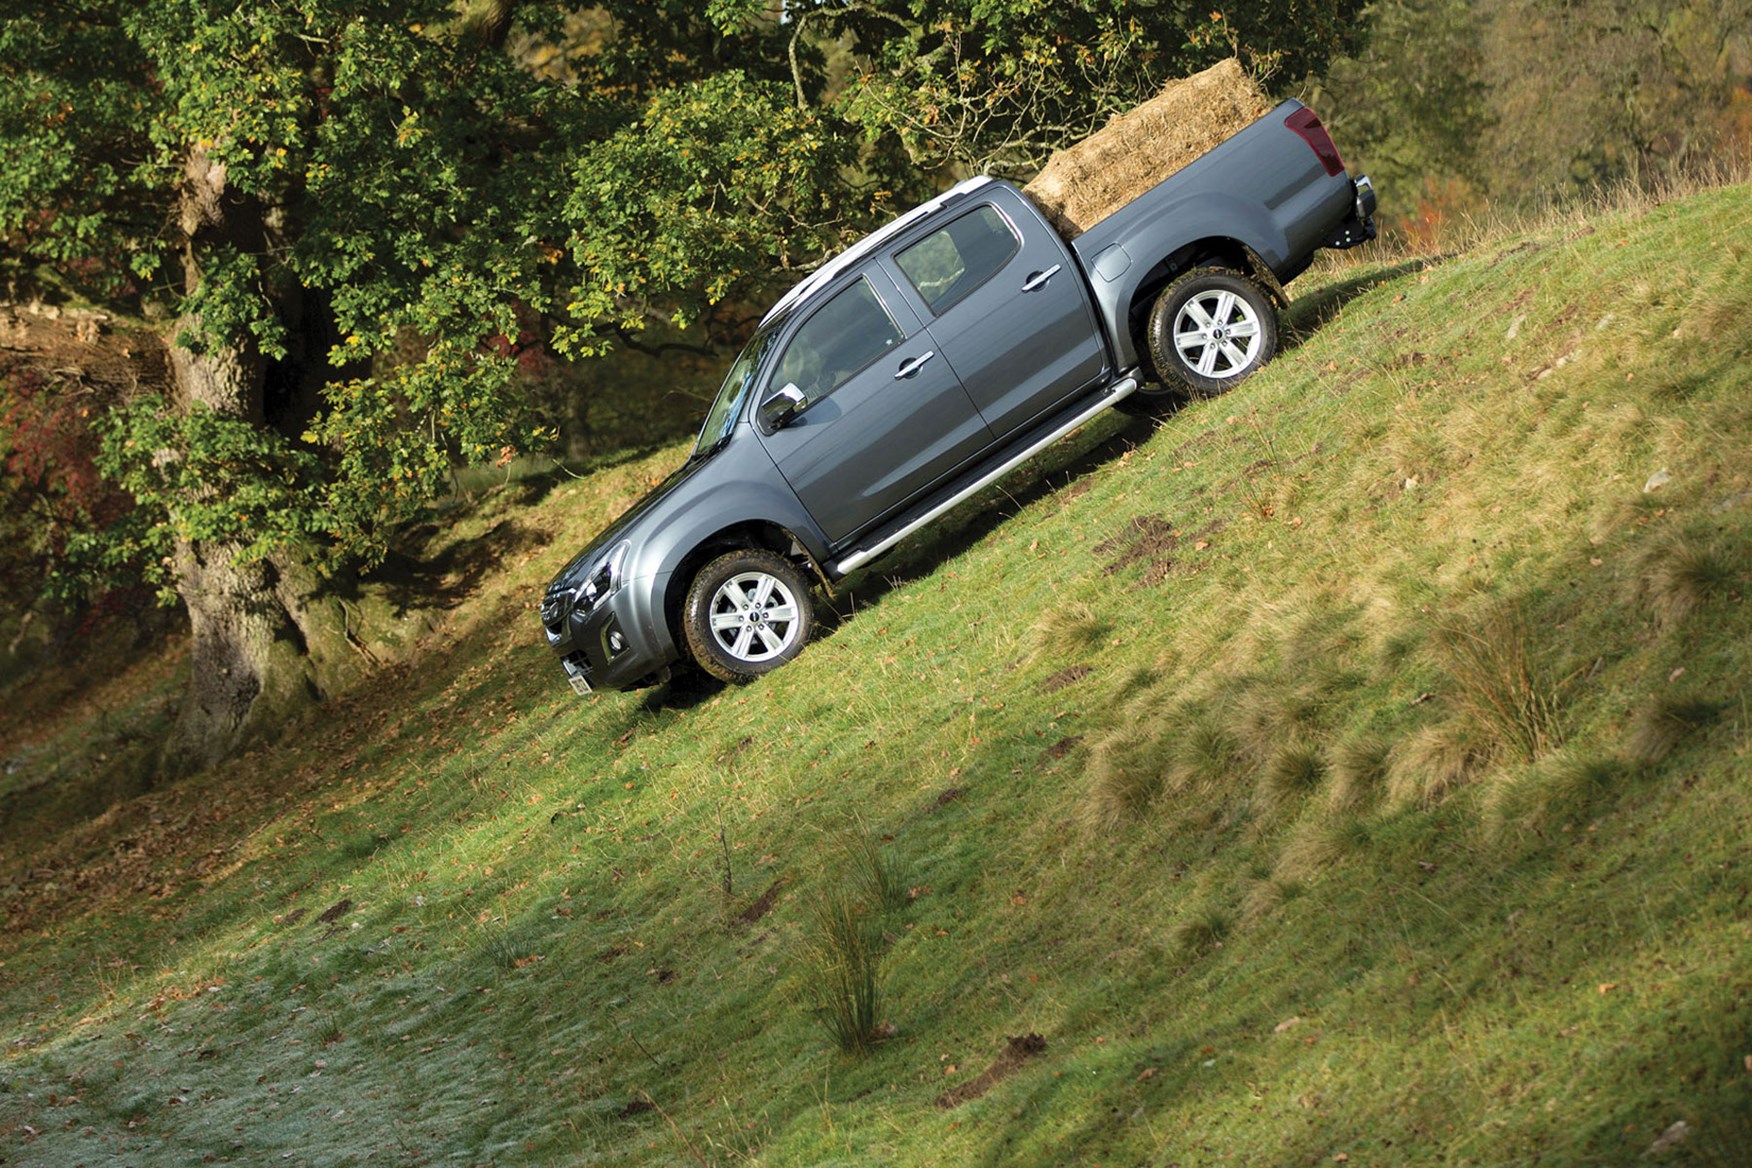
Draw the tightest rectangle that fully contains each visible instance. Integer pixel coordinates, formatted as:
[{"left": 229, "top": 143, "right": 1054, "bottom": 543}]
[
  {"left": 823, "top": 410, "right": 1159, "bottom": 622},
  {"left": 1281, "top": 258, "right": 1436, "bottom": 349}
]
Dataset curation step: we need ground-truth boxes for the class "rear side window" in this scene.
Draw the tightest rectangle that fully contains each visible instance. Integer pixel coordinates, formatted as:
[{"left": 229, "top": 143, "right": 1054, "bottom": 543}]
[
  {"left": 895, "top": 205, "right": 1020, "bottom": 315},
  {"left": 771, "top": 277, "right": 905, "bottom": 402}
]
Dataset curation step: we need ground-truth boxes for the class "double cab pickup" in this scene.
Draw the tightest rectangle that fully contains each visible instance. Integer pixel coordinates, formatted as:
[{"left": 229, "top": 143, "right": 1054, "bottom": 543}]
[{"left": 542, "top": 100, "right": 1375, "bottom": 692}]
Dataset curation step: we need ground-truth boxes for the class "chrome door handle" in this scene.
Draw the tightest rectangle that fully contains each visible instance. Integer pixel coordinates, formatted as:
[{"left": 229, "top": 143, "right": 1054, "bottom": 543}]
[
  {"left": 1021, "top": 264, "right": 1061, "bottom": 292},
  {"left": 894, "top": 350, "right": 936, "bottom": 379}
]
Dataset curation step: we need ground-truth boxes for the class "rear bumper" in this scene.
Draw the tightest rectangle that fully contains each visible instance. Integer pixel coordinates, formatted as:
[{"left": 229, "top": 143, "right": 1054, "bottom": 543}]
[{"left": 1325, "top": 175, "right": 1377, "bottom": 250}]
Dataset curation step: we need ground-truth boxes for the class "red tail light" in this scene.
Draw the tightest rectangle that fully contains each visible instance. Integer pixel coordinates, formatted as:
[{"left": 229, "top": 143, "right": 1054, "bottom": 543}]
[{"left": 1285, "top": 107, "right": 1345, "bottom": 177}]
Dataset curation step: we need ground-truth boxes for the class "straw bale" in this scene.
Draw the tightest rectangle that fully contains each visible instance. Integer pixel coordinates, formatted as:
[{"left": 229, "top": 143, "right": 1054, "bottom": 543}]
[{"left": 1023, "top": 58, "right": 1271, "bottom": 239}]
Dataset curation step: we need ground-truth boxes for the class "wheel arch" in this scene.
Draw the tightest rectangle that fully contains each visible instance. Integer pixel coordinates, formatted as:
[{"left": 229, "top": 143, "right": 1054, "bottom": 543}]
[
  {"left": 1122, "top": 238, "right": 1288, "bottom": 379},
  {"left": 662, "top": 520, "right": 825, "bottom": 665}
]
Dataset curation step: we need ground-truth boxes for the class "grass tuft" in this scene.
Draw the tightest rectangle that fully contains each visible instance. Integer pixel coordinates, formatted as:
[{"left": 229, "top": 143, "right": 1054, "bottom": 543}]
[
  {"left": 1079, "top": 729, "right": 1165, "bottom": 832},
  {"left": 1028, "top": 602, "right": 1109, "bottom": 665},
  {"left": 1165, "top": 715, "right": 1241, "bottom": 795},
  {"left": 1626, "top": 692, "right": 1726, "bottom": 764},
  {"left": 1273, "top": 814, "right": 1371, "bottom": 884},
  {"left": 1255, "top": 741, "right": 1326, "bottom": 818},
  {"left": 1387, "top": 720, "right": 1497, "bottom": 809},
  {"left": 1632, "top": 535, "right": 1737, "bottom": 629},
  {"left": 1168, "top": 903, "right": 1232, "bottom": 959},
  {"left": 802, "top": 886, "right": 886, "bottom": 1055},
  {"left": 1240, "top": 875, "right": 1304, "bottom": 926},
  {"left": 1481, "top": 751, "right": 1628, "bottom": 842},
  {"left": 1328, "top": 732, "right": 1391, "bottom": 814},
  {"left": 1430, "top": 604, "right": 1568, "bottom": 762},
  {"left": 1223, "top": 676, "right": 1325, "bottom": 767},
  {"left": 831, "top": 820, "right": 909, "bottom": 914}
]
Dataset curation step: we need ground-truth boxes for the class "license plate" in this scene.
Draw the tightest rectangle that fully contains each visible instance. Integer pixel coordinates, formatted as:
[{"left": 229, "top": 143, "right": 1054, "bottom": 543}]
[{"left": 568, "top": 674, "right": 592, "bottom": 696}]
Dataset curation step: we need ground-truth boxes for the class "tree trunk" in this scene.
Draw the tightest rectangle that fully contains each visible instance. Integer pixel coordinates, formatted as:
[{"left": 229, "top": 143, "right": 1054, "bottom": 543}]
[{"left": 158, "top": 148, "right": 324, "bottom": 776}]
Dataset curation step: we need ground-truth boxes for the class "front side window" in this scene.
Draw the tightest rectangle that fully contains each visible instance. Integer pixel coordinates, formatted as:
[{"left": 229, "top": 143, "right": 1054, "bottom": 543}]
[
  {"left": 771, "top": 277, "right": 905, "bottom": 404},
  {"left": 895, "top": 204, "right": 1020, "bottom": 315}
]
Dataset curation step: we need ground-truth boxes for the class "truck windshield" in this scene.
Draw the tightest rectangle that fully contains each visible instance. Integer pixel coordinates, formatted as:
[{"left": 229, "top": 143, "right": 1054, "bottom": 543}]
[{"left": 691, "top": 323, "right": 781, "bottom": 459}]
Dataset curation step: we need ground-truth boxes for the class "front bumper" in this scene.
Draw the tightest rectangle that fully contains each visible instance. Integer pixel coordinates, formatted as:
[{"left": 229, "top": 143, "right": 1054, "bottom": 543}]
[{"left": 540, "top": 578, "right": 671, "bottom": 693}]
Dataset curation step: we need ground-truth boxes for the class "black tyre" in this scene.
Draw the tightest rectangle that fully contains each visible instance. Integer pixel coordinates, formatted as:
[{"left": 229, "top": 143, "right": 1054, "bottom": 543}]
[
  {"left": 682, "top": 549, "right": 815, "bottom": 683},
  {"left": 1145, "top": 268, "right": 1279, "bottom": 399}
]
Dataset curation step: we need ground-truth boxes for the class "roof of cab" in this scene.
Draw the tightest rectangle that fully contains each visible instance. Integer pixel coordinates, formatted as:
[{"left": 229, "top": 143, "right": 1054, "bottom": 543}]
[{"left": 758, "top": 175, "right": 996, "bottom": 327}]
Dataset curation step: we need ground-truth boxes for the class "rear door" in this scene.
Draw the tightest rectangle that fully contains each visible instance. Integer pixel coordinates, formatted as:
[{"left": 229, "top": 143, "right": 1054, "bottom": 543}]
[
  {"left": 887, "top": 187, "right": 1108, "bottom": 441},
  {"left": 755, "top": 272, "right": 994, "bottom": 547}
]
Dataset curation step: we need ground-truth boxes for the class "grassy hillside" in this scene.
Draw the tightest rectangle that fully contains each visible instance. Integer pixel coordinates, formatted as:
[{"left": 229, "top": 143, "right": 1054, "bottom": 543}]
[{"left": 2, "top": 183, "right": 1749, "bottom": 1167}]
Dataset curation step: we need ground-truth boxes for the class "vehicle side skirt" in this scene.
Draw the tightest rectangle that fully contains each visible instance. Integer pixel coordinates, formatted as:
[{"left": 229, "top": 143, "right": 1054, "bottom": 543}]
[{"left": 828, "top": 374, "right": 1140, "bottom": 577}]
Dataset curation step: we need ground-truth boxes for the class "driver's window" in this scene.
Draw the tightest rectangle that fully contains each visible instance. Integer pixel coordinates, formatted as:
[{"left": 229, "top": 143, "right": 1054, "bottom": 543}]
[{"left": 772, "top": 278, "right": 905, "bottom": 404}]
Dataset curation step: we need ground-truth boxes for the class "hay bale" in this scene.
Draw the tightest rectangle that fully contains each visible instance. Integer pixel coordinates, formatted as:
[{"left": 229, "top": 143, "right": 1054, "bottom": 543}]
[{"left": 1023, "top": 58, "right": 1271, "bottom": 239}]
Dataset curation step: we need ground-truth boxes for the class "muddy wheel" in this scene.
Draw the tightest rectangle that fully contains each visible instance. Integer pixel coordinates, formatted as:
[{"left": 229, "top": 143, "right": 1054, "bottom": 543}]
[
  {"left": 683, "top": 549, "right": 814, "bottom": 683},
  {"left": 1146, "top": 268, "right": 1279, "bottom": 399}
]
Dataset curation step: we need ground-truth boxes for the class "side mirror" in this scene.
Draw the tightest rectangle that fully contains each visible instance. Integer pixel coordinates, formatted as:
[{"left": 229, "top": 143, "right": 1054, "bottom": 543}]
[{"left": 760, "top": 382, "right": 806, "bottom": 429}]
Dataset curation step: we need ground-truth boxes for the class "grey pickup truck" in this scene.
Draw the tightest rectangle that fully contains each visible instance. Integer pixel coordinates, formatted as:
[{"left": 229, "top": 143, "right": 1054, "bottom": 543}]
[{"left": 541, "top": 100, "right": 1375, "bottom": 693}]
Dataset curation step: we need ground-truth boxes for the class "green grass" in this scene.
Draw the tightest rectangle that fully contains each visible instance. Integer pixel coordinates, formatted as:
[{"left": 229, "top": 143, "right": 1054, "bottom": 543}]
[{"left": 2, "top": 183, "right": 1751, "bottom": 1166}]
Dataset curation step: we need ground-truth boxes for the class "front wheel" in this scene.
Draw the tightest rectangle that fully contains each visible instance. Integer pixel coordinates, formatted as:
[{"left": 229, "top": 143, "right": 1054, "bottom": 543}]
[
  {"left": 1146, "top": 268, "right": 1279, "bottom": 399},
  {"left": 682, "top": 549, "right": 815, "bottom": 683}
]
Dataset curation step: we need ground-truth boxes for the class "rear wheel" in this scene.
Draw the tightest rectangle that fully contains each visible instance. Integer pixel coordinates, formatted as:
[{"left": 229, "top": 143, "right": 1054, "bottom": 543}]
[
  {"left": 1145, "top": 268, "right": 1279, "bottom": 399},
  {"left": 683, "top": 549, "right": 815, "bottom": 683}
]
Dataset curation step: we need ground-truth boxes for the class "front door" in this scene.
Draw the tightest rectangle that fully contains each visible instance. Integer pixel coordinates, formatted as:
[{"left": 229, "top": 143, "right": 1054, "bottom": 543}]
[{"left": 756, "top": 274, "right": 994, "bottom": 547}]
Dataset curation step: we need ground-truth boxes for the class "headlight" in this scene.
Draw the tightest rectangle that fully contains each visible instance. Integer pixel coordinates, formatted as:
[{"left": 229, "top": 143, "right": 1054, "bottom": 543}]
[{"left": 573, "top": 541, "right": 630, "bottom": 612}]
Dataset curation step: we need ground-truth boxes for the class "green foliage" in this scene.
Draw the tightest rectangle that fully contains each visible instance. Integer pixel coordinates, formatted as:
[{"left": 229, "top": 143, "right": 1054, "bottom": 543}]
[
  {"left": 85, "top": 401, "right": 320, "bottom": 597},
  {"left": 832, "top": 0, "right": 1367, "bottom": 177},
  {"left": 558, "top": 72, "right": 865, "bottom": 354},
  {"left": 1318, "top": 0, "right": 1494, "bottom": 205}
]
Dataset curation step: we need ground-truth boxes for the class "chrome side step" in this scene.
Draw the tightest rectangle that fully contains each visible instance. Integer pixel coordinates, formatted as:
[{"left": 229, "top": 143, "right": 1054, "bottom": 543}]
[{"left": 829, "top": 375, "right": 1139, "bottom": 577}]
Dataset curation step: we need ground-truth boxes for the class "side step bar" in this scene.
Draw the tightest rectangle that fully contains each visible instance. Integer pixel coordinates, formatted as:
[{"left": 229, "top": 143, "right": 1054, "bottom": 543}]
[{"left": 829, "top": 375, "right": 1139, "bottom": 577}]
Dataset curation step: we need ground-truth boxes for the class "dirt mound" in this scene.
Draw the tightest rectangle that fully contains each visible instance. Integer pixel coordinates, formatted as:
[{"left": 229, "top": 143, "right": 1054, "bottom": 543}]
[{"left": 1023, "top": 58, "right": 1271, "bottom": 239}]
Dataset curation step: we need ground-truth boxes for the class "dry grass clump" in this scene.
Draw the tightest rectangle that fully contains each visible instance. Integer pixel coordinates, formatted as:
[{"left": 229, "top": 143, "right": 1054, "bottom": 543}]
[
  {"left": 1630, "top": 534, "right": 1737, "bottom": 629},
  {"left": 1429, "top": 604, "right": 1568, "bottom": 763},
  {"left": 1328, "top": 732, "right": 1391, "bottom": 814},
  {"left": 1255, "top": 742, "right": 1326, "bottom": 819},
  {"left": 1079, "top": 726, "right": 1167, "bottom": 833},
  {"left": 1625, "top": 692, "right": 1726, "bottom": 764},
  {"left": 1164, "top": 716, "right": 1243, "bottom": 796},
  {"left": 1240, "top": 875, "right": 1305, "bottom": 927},
  {"left": 1028, "top": 602, "right": 1110, "bottom": 665},
  {"left": 1168, "top": 902, "right": 1233, "bottom": 959},
  {"left": 1223, "top": 676, "right": 1327, "bottom": 767},
  {"left": 1481, "top": 751, "right": 1627, "bottom": 842},
  {"left": 1386, "top": 720, "right": 1497, "bottom": 809},
  {"left": 1023, "top": 58, "right": 1271, "bottom": 238},
  {"left": 1273, "top": 814, "right": 1372, "bottom": 884}
]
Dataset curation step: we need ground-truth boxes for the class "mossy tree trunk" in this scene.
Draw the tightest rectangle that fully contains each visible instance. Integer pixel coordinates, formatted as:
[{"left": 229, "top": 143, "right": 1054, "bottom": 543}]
[{"left": 158, "top": 150, "right": 329, "bottom": 775}]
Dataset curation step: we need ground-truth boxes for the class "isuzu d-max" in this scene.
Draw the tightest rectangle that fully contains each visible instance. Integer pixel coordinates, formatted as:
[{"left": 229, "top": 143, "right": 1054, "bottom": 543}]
[{"left": 541, "top": 100, "right": 1375, "bottom": 693}]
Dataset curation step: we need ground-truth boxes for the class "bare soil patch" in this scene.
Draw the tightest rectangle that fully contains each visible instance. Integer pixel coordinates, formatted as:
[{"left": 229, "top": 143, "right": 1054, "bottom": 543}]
[{"left": 935, "top": 1033, "right": 1049, "bottom": 1108}]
